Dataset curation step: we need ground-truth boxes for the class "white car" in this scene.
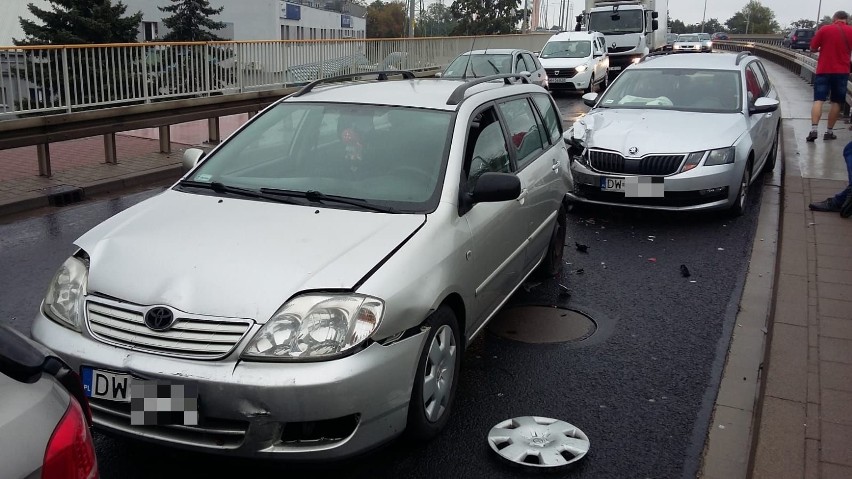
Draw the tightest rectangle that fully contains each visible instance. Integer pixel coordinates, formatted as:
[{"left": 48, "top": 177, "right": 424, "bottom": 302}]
[
  {"left": 673, "top": 34, "right": 703, "bottom": 53},
  {"left": 566, "top": 52, "right": 780, "bottom": 216},
  {"left": 539, "top": 31, "right": 609, "bottom": 94},
  {"left": 30, "top": 72, "right": 572, "bottom": 459},
  {"left": 440, "top": 49, "right": 549, "bottom": 89}
]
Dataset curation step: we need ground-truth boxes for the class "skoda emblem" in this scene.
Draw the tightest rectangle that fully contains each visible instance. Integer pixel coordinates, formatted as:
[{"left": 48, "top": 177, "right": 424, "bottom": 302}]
[
  {"left": 628, "top": 146, "right": 639, "bottom": 156},
  {"left": 144, "top": 306, "right": 174, "bottom": 331}
]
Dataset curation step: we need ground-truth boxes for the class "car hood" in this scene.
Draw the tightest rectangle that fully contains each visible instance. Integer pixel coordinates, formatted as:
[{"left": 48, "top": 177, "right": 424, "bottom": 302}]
[
  {"left": 75, "top": 190, "right": 425, "bottom": 323},
  {"left": 581, "top": 109, "right": 746, "bottom": 154},
  {"left": 540, "top": 57, "right": 589, "bottom": 69}
]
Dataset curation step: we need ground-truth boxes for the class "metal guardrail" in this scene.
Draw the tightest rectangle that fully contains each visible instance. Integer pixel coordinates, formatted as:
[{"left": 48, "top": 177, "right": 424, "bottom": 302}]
[{"left": 0, "top": 34, "right": 550, "bottom": 118}]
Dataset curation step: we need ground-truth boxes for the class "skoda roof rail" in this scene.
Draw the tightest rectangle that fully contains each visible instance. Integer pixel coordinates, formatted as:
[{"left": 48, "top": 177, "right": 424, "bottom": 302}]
[
  {"left": 446, "top": 74, "right": 531, "bottom": 105},
  {"left": 735, "top": 51, "right": 751, "bottom": 65},
  {"left": 292, "top": 70, "right": 415, "bottom": 97}
]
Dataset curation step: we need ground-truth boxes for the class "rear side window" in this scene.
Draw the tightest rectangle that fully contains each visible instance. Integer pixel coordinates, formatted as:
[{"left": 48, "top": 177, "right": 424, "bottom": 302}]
[
  {"left": 522, "top": 53, "right": 538, "bottom": 71},
  {"left": 498, "top": 97, "right": 546, "bottom": 170},
  {"left": 531, "top": 93, "right": 562, "bottom": 145}
]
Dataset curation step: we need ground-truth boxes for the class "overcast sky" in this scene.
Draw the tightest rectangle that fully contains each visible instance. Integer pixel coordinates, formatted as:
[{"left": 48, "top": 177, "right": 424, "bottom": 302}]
[{"left": 532, "top": 0, "right": 843, "bottom": 30}]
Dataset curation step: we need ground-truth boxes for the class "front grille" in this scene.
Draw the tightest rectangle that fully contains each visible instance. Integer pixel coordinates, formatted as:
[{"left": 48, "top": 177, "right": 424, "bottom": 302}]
[
  {"left": 575, "top": 184, "right": 728, "bottom": 207},
  {"left": 545, "top": 68, "right": 578, "bottom": 78},
  {"left": 90, "top": 398, "right": 248, "bottom": 449},
  {"left": 589, "top": 150, "right": 684, "bottom": 176},
  {"left": 86, "top": 299, "right": 253, "bottom": 360},
  {"left": 608, "top": 46, "right": 634, "bottom": 54}
]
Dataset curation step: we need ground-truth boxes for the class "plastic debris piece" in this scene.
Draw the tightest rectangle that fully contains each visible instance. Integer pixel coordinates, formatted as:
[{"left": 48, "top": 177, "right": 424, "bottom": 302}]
[
  {"left": 576, "top": 242, "right": 589, "bottom": 253},
  {"left": 689, "top": 280, "right": 697, "bottom": 283},
  {"left": 719, "top": 425, "right": 726, "bottom": 429},
  {"left": 648, "top": 258, "right": 657, "bottom": 263},
  {"left": 575, "top": 268, "right": 585, "bottom": 275},
  {"left": 522, "top": 281, "right": 542, "bottom": 292},
  {"left": 717, "top": 247, "right": 725, "bottom": 251},
  {"left": 680, "top": 264, "right": 691, "bottom": 277},
  {"left": 648, "top": 235, "right": 656, "bottom": 239}
]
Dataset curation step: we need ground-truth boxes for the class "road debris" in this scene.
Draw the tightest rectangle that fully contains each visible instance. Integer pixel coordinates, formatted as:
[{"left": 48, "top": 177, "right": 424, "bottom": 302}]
[
  {"left": 522, "top": 281, "right": 542, "bottom": 292},
  {"left": 575, "top": 268, "right": 585, "bottom": 275},
  {"left": 575, "top": 242, "right": 589, "bottom": 253},
  {"left": 680, "top": 264, "right": 691, "bottom": 277},
  {"left": 648, "top": 258, "right": 657, "bottom": 263}
]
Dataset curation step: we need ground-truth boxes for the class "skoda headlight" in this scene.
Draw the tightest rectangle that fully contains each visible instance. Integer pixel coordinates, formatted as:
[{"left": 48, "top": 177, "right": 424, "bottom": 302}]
[
  {"left": 243, "top": 294, "right": 384, "bottom": 361},
  {"left": 43, "top": 256, "right": 89, "bottom": 331},
  {"left": 575, "top": 64, "right": 589, "bottom": 73},
  {"left": 704, "top": 147, "right": 735, "bottom": 166}
]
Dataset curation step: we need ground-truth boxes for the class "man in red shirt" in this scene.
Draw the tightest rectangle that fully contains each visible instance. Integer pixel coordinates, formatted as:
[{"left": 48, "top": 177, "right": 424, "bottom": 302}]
[{"left": 807, "top": 11, "right": 852, "bottom": 142}]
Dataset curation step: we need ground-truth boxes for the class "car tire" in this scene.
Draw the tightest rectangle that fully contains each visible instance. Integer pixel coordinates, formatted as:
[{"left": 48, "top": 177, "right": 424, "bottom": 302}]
[
  {"left": 406, "top": 305, "right": 461, "bottom": 441},
  {"left": 535, "top": 205, "right": 567, "bottom": 278},
  {"left": 584, "top": 75, "right": 594, "bottom": 94},
  {"left": 599, "top": 72, "right": 609, "bottom": 92},
  {"left": 730, "top": 160, "right": 752, "bottom": 217},
  {"left": 764, "top": 127, "right": 779, "bottom": 173}
]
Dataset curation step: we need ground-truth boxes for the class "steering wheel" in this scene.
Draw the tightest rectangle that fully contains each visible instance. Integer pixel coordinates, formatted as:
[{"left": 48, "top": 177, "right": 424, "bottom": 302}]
[{"left": 387, "top": 165, "right": 433, "bottom": 184}]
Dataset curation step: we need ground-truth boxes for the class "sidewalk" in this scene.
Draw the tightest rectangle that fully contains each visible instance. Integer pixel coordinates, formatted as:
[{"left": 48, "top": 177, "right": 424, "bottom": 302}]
[
  {"left": 747, "top": 64, "right": 852, "bottom": 478},
  {"left": 0, "top": 114, "right": 249, "bottom": 218},
  {"left": 0, "top": 58, "right": 849, "bottom": 478}
]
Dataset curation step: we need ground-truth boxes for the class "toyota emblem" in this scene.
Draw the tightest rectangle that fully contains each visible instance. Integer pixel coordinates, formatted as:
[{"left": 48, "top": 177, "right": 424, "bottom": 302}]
[
  {"left": 628, "top": 146, "right": 639, "bottom": 155},
  {"left": 144, "top": 306, "right": 175, "bottom": 331}
]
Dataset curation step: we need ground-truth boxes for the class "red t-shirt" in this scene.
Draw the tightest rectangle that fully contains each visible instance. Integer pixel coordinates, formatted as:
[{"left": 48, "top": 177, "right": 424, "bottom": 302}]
[{"left": 811, "top": 21, "right": 852, "bottom": 74}]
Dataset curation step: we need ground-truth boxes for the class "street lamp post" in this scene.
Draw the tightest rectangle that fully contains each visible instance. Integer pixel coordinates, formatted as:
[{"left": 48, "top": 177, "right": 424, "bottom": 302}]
[
  {"left": 700, "top": 0, "right": 707, "bottom": 33},
  {"left": 816, "top": 0, "right": 822, "bottom": 27}
]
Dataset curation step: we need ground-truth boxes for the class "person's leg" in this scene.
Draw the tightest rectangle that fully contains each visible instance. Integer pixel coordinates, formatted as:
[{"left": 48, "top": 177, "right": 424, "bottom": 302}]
[
  {"left": 811, "top": 141, "right": 852, "bottom": 212},
  {"left": 809, "top": 75, "right": 829, "bottom": 141},
  {"left": 825, "top": 74, "right": 848, "bottom": 137},
  {"left": 827, "top": 102, "right": 842, "bottom": 130}
]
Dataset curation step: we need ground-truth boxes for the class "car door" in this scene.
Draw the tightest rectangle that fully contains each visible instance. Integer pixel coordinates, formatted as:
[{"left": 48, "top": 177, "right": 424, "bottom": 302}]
[
  {"left": 745, "top": 61, "right": 773, "bottom": 170},
  {"left": 460, "top": 104, "right": 530, "bottom": 331},
  {"left": 522, "top": 52, "right": 546, "bottom": 87},
  {"left": 496, "top": 95, "right": 563, "bottom": 271},
  {"left": 593, "top": 37, "right": 608, "bottom": 82}
]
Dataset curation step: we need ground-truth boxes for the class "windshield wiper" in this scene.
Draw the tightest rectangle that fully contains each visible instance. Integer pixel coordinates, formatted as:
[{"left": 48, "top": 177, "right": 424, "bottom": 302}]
[
  {"left": 177, "top": 180, "right": 300, "bottom": 204},
  {"left": 259, "top": 188, "right": 397, "bottom": 213},
  {"left": 486, "top": 59, "right": 501, "bottom": 74}
]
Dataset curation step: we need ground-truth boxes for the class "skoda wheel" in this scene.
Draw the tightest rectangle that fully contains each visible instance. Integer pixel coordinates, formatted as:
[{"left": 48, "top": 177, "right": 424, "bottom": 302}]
[
  {"left": 730, "top": 160, "right": 752, "bottom": 217},
  {"left": 764, "top": 127, "right": 779, "bottom": 173},
  {"left": 407, "top": 305, "right": 461, "bottom": 440}
]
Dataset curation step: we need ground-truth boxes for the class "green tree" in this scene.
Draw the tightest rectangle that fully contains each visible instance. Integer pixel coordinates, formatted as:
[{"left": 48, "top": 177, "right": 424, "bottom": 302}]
[
  {"left": 700, "top": 18, "right": 724, "bottom": 33},
  {"left": 16, "top": 0, "right": 142, "bottom": 45},
  {"left": 366, "top": 0, "right": 407, "bottom": 38},
  {"left": 790, "top": 18, "right": 816, "bottom": 29},
  {"left": 158, "top": 0, "right": 227, "bottom": 41},
  {"left": 724, "top": 1, "right": 779, "bottom": 34},
  {"left": 450, "top": 0, "right": 521, "bottom": 35},
  {"left": 669, "top": 18, "right": 687, "bottom": 34},
  {"left": 819, "top": 15, "right": 832, "bottom": 27},
  {"left": 415, "top": 3, "right": 457, "bottom": 36}
]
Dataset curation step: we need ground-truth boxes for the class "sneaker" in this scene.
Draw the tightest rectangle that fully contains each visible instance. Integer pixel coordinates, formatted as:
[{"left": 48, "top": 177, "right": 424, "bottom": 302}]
[
  {"left": 841, "top": 188, "right": 852, "bottom": 218},
  {"left": 806, "top": 131, "right": 818, "bottom": 142},
  {"left": 824, "top": 131, "right": 837, "bottom": 140},
  {"left": 809, "top": 197, "right": 840, "bottom": 212}
]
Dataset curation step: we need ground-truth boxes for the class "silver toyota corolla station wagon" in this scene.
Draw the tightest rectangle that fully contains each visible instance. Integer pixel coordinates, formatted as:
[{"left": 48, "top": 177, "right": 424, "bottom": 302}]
[{"left": 31, "top": 72, "right": 572, "bottom": 459}]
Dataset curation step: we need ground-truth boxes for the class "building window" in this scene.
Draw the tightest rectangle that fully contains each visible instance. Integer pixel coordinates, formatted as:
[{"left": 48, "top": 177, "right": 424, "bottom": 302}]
[{"left": 143, "top": 22, "right": 159, "bottom": 42}]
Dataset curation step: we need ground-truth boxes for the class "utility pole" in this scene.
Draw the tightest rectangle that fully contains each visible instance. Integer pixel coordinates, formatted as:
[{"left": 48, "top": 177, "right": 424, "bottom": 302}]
[
  {"left": 524, "top": 0, "right": 529, "bottom": 32},
  {"left": 409, "top": 0, "right": 414, "bottom": 37},
  {"left": 700, "top": 0, "right": 707, "bottom": 33},
  {"left": 816, "top": 0, "right": 822, "bottom": 26}
]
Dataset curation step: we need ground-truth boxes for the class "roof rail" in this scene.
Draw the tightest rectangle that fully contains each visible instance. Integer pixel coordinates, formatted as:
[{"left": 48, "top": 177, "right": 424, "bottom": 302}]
[
  {"left": 735, "top": 51, "right": 751, "bottom": 65},
  {"left": 292, "top": 70, "right": 415, "bottom": 97},
  {"left": 446, "top": 74, "right": 531, "bottom": 105}
]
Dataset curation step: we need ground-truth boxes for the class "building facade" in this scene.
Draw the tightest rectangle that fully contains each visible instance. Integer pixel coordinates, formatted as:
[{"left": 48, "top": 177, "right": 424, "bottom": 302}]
[{"left": 122, "top": 0, "right": 366, "bottom": 42}]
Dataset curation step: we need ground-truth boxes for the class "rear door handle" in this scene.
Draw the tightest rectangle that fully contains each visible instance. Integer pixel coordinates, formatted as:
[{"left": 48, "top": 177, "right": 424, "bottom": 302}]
[{"left": 551, "top": 158, "right": 560, "bottom": 171}]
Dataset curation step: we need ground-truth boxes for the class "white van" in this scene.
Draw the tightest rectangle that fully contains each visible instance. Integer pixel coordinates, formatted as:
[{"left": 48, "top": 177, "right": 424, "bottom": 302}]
[{"left": 538, "top": 31, "right": 609, "bottom": 94}]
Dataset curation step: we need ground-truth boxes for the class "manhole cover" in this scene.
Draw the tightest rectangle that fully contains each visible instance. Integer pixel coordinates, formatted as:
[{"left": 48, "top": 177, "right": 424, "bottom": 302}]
[
  {"left": 488, "top": 306, "right": 596, "bottom": 343},
  {"left": 487, "top": 416, "right": 590, "bottom": 469}
]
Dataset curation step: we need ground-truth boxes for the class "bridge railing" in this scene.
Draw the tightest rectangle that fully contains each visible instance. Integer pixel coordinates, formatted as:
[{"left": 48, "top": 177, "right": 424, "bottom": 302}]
[{"left": 0, "top": 34, "right": 550, "bottom": 118}]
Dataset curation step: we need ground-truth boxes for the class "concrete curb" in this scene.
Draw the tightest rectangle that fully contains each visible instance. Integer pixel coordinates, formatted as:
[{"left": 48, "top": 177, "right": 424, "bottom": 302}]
[{"left": 699, "top": 127, "right": 785, "bottom": 478}]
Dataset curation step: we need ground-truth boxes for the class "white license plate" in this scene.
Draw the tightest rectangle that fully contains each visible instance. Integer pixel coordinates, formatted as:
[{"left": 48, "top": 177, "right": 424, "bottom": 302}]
[
  {"left": 550, "top": 78, "right": 569, "bottom": 83},
  {"left": 610, "top": 66, "right": 622, "bottom": 71},
  {"left": 600, "top": 176, "right": 664, "bottom": 197},
  {"left": 82, "top": 367, "right": 133, "bottom": 402}
]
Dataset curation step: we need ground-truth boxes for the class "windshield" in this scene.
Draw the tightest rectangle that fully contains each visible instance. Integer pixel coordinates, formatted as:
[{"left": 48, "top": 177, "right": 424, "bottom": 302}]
[
  {"left": 186, "top": 103, "right": 453, "bottom": 211},
  {"left": 588, "top": 10, "right": 644, "bottom": 34},
  {"left": 597, "top": 69, "right": 742, "bottom": 113},
  {"left": 697, "top": 34, "right": 711, "bottom": 41},
  {"left": 540, "top": 41, "right": 592, "bottom": 58},
  {"left": 443, "top": 54, "right": 513, "bottom": 77},
  {"left": 677, "top": 35, "right": 699, "bottom": 42}
]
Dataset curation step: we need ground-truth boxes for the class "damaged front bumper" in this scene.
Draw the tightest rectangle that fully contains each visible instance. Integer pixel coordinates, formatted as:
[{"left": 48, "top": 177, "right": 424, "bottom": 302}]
[{"left": 31, "top": 309, "right": 428, "bottom": 459}]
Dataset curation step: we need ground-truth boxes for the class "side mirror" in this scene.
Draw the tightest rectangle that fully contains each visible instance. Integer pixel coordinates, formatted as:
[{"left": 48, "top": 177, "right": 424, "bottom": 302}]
[
  {"left": 651, "top": 11, "right": 659, "bottom": 18},
  {"left": 435, "top": 72, "right": 442, "bottom": 78},
  {"left": 652, "top": 19, "right": 659, "bottom": 31},
  {"left": 594, "top": 51, "right": 603, "bottom": 58},
  {"left": 182, "top": 148, "right": 205, "bottom": 173},
  {"left": 749, "top": 97, "right": 780, "bottom": 115},
  {"left": 520, "top": 70, "right": 531, "bottom": 77},
  {"left": 582, "top": 92, "right": 599, "bottom": 107},
  {"left": 533, "top": 51, "right": 540, "bottom": 57},
  {"left": 470, "top": 172, "right": 521, "bottom": 203}
]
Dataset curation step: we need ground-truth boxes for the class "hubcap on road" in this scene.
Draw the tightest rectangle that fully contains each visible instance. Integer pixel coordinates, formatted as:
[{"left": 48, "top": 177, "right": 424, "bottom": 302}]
[{"left": 488, "top": 416, "right": 590, "bottom": 468}]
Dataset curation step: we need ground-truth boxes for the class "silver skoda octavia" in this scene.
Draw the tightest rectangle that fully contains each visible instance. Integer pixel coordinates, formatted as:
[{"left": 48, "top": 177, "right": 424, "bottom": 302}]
[{"left": 31, "top": 72, "right": 572, "bottom": 459}]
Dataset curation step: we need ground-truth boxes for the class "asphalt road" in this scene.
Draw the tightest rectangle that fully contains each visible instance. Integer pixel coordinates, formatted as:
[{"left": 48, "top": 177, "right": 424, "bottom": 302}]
[{"left": 0, "top": 93, "right": 766, "bottom": 479}]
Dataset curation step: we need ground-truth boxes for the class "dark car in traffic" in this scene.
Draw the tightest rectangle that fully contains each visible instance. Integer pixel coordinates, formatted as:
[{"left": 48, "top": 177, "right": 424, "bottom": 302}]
[
  {"left": 711, "top": 32, "right": 729, "bottom": 40},
  {"left": 782, "top": 29, "right": 815, "bottom": 50}
]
